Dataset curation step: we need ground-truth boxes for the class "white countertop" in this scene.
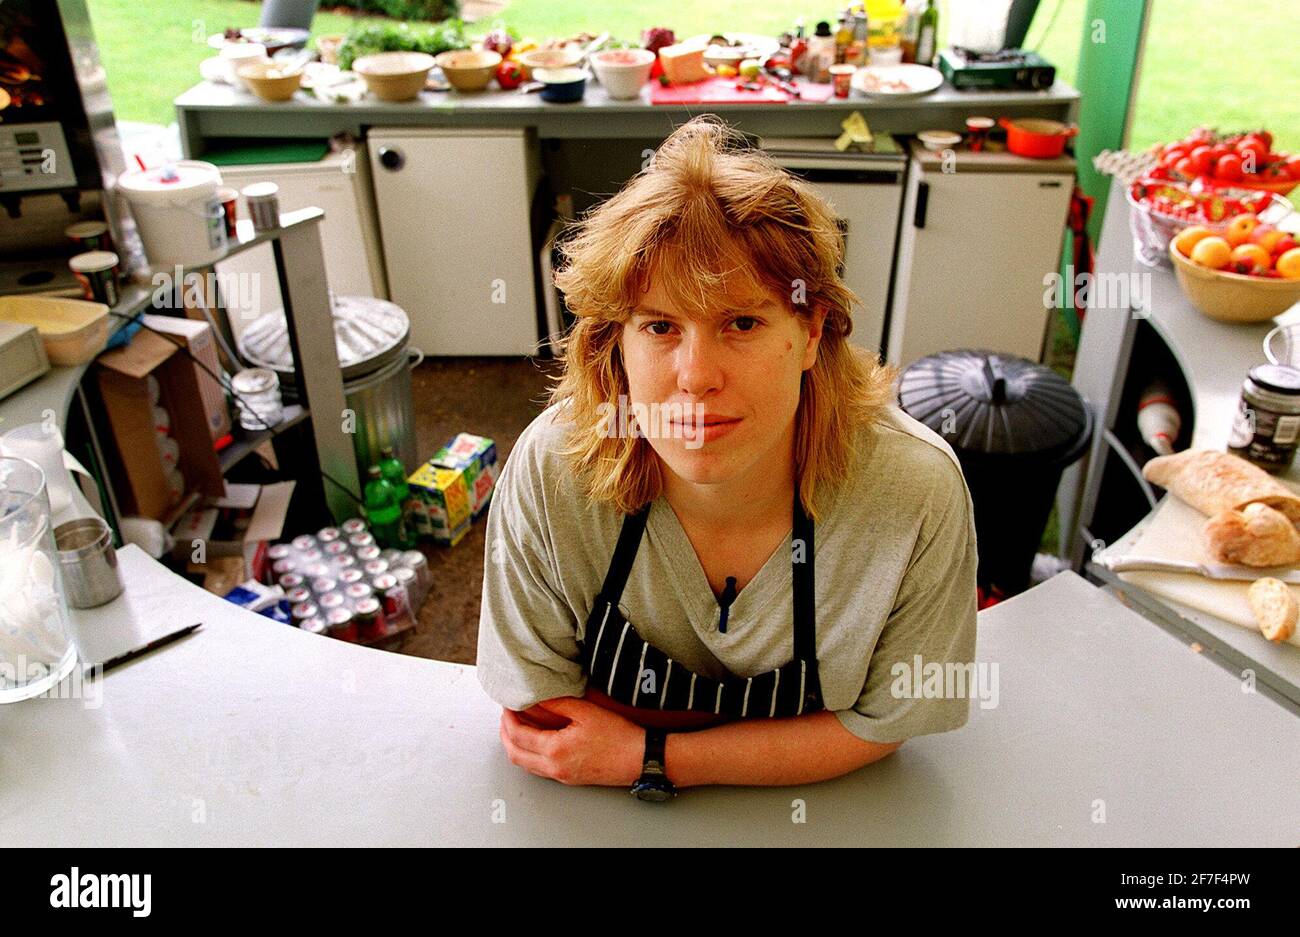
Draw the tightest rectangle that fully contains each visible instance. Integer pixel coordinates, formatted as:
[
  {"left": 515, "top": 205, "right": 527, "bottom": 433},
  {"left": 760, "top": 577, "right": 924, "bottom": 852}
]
[{"left": 3, "top": 546, "right": 1296, "bottom": 846}]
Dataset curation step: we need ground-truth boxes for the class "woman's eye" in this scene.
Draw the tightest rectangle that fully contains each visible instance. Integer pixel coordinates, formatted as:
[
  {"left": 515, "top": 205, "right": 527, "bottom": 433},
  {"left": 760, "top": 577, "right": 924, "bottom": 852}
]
[
  {"left": 730, "top": 316, "right": 760, "bottom": 332},
  {"left": 645, "top": 320, "right": 675, "bottom": 336}
]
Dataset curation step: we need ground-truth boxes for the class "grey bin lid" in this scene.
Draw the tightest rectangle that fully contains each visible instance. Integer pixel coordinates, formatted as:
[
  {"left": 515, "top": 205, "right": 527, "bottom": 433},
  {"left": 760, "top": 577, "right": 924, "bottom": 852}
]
[
  {"left": 898, "top": 349, "right": 1089, "bottom": 459},
  {"left": 237, "top": 294, "right": 410, "bottom": 382}
]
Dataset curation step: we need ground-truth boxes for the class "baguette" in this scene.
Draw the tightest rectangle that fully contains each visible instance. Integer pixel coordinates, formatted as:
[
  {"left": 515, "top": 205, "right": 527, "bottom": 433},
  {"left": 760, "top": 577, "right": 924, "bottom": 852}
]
[
  {"left": 1142, "top": 449, "right": 1300, "bottom": 524},
  {"left": 1247, "top": 577, "right": 1298, "bottom": 643},
  {"left": 1203, "top": 503, "right": 1300, "bottom": 567}
]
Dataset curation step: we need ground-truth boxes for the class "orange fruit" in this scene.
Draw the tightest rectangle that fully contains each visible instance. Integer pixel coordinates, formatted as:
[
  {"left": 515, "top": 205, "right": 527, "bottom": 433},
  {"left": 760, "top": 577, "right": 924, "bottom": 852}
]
[
  {"left": 1172, "top": 225, "right": 1214, "bottom": 256},
  {"left": 1190, "top": 236, "right": 1232, "bottom": 269},
  {"left": 1277, "top": 248, "right": 1300, "bottom": 280},
  {"left": 1225, "top": 213, "right": 1259, "bottom": 247},
  {"left": 1230, "top": 243, "right": 1272, "bottom": 275},
  {"left": 1249, "top": 223, "right": 1285, "bottom": 254}
]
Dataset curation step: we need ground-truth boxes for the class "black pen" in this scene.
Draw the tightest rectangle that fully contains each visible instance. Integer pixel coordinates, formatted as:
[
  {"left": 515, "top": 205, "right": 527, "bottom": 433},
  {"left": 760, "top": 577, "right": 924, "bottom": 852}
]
[{"left": 100, "top": 623, "right": 202, "bottom": 674}]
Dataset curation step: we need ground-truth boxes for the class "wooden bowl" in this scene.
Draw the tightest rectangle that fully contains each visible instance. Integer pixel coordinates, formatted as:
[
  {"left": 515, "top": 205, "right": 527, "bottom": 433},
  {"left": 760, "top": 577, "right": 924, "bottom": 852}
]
[
  {"left": 434, "top": 49, "right": 502, "bottom": 92},
  {"left": 516, "top": 48, "right": 582, "bottom": 80},
  {"left": 1169, "top": 241, "right": 1300, "bottom": 323},
  {"left": 353, "top": 52, "right": 435, "bottom": 102},
  {"left": 235, "top": 62, "right": 303, "bottom": 102}
]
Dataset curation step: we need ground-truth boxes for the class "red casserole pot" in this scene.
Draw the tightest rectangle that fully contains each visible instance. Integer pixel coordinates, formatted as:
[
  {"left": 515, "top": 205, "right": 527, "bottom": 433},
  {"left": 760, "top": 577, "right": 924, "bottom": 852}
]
[{"left": 999, "top": 117, "right": 1079, "bottom": 158}]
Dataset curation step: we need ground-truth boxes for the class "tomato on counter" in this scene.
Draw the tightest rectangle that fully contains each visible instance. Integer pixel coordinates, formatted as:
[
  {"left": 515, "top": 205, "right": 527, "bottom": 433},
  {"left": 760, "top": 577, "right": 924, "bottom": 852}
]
[{"left": 495, "top": 60, "right": 524, "bottom": 90}]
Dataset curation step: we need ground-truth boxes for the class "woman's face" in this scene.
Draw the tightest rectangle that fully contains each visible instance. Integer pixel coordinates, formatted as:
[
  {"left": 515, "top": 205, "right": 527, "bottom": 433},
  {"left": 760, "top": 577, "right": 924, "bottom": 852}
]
[{"left": 620, "top": 272, "right": 825, "bottom": 488}]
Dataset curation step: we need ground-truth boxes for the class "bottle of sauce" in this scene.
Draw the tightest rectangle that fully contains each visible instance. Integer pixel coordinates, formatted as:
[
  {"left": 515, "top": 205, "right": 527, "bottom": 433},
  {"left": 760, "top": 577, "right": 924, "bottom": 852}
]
[
  {"left": 915, "top": 0, "right": 938, "bottom": 67},
  {"left": 809, "top": 21, "right": 836, "bottom": 82}
]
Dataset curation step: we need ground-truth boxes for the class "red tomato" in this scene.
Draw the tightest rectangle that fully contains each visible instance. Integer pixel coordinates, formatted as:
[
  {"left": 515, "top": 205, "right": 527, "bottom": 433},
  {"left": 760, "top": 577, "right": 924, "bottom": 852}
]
[
  {"left": 1188, "top": 145, "right": 1214, "bottom": 175},
  {"left": 1216, "top": 153, "right": 1244, "bottom": 182},
  {"left": 1256, "top": 130, "right": 1274, "bottom": 151},
  {"left": 1162, "top": 141, "right": 1187, "bottom": 157},
  {"left": 1236, "top": 140, "right": 1268, "bottom": 173},
  {"left": 494, "top": 60, "right": 524, "bottom": 90},
  {"left": 1239, "top": 133, "right": 1271, "bottom": 158},
  {"left": 1285, "top": 155, "right": 1300, "bottom": 181},
  {"left": 1174, "top": 157, "right": 1195, "bottom": 177},
  {"left": 1161, "top": 146, "right": 1190, "bottom": 168},
  {"left": 1211, "top": 143, "right": 1232, "bottom": 160},
  {"left": 1274, "top": 236, "right": 1298, "bottom": 257}
]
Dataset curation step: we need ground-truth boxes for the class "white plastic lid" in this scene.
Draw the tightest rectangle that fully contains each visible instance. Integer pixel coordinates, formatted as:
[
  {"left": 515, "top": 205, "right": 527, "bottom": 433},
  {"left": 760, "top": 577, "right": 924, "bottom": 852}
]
[
  {"left": 241, "top": 182, "right": 280, "bottom": 200},
  {"left": 68, "top": 250, "right": 119, "bottom": 273},
  {"left": 65, "top": 220, "right": 109, "bottom": 238},
  {"left": 117, "top": 160, "right": 222, "bottom": 198}
]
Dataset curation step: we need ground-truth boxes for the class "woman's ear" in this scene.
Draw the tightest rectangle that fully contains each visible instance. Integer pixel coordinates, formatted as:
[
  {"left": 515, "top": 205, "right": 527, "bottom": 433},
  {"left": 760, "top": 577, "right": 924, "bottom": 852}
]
[{"left": 801, "top": 305, "right": 828, "bottom": 370}]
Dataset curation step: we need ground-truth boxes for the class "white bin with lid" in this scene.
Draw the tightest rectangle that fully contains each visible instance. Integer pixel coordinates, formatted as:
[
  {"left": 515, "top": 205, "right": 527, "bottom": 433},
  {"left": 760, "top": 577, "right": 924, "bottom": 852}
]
[{"left": 116, "top": 160, "right": 228, "bottom": 269}]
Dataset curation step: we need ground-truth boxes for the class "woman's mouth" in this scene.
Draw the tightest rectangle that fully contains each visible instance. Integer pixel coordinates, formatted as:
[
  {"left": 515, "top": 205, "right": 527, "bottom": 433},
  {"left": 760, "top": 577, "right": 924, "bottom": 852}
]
[{"left": 671, "top": 416, "right": 742, "bottom": 444}]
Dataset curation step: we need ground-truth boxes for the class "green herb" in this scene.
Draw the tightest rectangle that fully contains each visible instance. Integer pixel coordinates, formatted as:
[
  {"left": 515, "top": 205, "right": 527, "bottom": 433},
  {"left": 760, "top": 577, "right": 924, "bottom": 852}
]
[{"left": 337, "top": 20, "right": 469, "bottom": 71}]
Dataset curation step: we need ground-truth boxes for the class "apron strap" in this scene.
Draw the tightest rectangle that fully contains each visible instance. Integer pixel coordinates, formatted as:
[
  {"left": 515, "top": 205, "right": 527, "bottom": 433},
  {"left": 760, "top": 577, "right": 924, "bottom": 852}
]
[
  {"left": 597, "top": 503, "right": 651, "bottom": 606},
  {"left": 792, "top": 491, "right": 817, "bottom": 663}
]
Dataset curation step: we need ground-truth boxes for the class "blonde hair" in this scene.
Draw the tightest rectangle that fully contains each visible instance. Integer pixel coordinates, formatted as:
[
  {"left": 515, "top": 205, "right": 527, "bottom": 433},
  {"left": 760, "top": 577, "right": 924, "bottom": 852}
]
[{"left": 550, "top": 116, "right": 897, "bottom": 520}]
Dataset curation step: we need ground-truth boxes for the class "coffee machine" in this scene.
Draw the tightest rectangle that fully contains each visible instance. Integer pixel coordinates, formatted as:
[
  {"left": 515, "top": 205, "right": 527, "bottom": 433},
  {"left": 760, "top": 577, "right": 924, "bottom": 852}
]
[{"left": 0, "top": 0, "right": 142, "bottom": 295}]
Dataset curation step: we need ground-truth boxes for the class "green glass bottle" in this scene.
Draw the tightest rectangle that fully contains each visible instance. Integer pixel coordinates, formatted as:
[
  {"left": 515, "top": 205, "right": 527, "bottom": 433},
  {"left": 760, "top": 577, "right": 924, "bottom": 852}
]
[
  {"left": 916, "top": 0, "right": 938, "bottom": 67},
  {"left": 363, "top": 465, "right": 402, "bottom": 549}
]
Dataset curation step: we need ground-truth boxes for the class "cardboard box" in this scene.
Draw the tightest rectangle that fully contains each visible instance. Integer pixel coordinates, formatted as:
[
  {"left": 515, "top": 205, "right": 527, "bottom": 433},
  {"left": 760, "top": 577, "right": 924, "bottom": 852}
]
[
  {"left": 430, "top": 433, "right": 499, "bottom": 518},
  {"left": 97, "top": 328, "right": 226, "bottom": 521},
  {"left": 141, "top": 314, "right": 231, "bottom": 442},
  {"left": 406, "top": 462, "right": 471, "bottom": 546},
  {"left": 174, "top": 481, "right": 296, "bottom": 584}
]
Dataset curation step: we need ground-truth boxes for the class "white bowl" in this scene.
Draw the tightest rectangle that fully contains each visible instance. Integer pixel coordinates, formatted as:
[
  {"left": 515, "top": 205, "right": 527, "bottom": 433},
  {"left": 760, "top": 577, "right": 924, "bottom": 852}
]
[
  {"left": 918, "top": 129, "right": 962, "bottom": 151},
  {"left": 590, "top": 49, "right": 655, "bottom": 100}
]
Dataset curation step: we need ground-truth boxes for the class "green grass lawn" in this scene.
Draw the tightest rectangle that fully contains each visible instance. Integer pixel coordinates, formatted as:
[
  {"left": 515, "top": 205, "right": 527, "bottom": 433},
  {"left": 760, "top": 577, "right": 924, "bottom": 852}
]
[{"left": 88, "top": 0, "right": 1299, "bottom": 152}]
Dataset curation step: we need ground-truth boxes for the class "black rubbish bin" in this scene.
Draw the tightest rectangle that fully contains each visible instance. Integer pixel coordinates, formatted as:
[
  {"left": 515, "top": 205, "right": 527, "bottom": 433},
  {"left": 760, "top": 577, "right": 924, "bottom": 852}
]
[{"left": 899, "top": 349, "right": 1093, "bottom": 597}]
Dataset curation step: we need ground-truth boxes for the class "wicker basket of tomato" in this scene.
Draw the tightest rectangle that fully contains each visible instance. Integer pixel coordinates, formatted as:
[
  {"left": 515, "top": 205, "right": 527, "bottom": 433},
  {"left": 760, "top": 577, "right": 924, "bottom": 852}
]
[{"left": 1126, "top": 169, "right": 1292, "bottom": 267}]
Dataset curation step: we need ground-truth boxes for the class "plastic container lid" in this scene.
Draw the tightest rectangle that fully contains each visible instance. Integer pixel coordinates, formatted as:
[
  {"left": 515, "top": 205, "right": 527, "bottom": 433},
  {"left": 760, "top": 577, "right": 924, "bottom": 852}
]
[
  {"left": 117, "top": 160, "right": 221, "bottom": 198},
  {"left": 241, "top": 181, "right": 279, "bottom": 200},
  {"left": 898, "top": 349, "right": 1090, "bottom": 459},
  {"left": 68, "top": 251, "right": 119, "bottom": 273}
]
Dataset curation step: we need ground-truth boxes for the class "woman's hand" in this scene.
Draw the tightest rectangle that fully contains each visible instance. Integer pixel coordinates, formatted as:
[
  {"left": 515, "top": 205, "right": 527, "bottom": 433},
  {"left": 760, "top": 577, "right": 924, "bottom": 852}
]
[{"left": 499, "top": 697, "right": 645, "bottom": 787}]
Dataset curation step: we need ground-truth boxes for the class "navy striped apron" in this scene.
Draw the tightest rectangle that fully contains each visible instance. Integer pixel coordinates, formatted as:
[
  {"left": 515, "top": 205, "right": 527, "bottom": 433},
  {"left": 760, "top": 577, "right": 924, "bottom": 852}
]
[{"left": 579, "top": 493, "right": 823, "bottom": 719}]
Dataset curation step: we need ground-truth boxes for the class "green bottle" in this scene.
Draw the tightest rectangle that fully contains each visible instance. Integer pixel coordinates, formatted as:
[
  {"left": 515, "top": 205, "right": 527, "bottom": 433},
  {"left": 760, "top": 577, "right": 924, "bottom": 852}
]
[
  {"left": 379, "top": 445, "right": 409, "bottom": 501},
  {"left": 916, "top": 0, "right": 938, "bottom": 67},
  {"left": 363, "top": 465, "right": 402, "bottom": 549}
]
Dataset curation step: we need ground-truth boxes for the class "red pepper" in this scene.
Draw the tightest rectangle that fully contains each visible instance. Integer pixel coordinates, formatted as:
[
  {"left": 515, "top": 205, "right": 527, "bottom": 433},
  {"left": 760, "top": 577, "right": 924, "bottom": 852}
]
[{"left": 495, "top": 60, "right": 524, "bottom": 90}]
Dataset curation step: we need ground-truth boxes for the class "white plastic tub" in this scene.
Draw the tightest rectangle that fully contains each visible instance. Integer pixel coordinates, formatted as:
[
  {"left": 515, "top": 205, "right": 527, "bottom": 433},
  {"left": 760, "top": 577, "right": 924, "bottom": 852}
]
[{"left": 116, "top": 160, "right": 229, "bottom": 269}]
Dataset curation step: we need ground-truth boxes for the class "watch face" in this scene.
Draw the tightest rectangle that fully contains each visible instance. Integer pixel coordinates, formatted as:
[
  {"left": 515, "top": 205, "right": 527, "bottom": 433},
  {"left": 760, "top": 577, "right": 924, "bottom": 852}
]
[{"left": 632, "top": 781, "right": 674, "bottom": 803}]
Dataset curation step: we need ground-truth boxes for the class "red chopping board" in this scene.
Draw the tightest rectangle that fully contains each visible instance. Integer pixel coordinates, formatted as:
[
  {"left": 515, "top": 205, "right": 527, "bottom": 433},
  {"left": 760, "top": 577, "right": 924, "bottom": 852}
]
[{"left": 650, "top": 77, "right": 835, "bottom": 105}]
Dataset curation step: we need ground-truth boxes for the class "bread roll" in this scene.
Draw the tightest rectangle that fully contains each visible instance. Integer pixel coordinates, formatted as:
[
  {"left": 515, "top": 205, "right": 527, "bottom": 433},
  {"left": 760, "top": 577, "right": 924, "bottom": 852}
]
[
  {"left": 1203, "top": 503, "right": 1300, "bottom": 567},
  {"left": 1247, "top": 577, "right": 1298, "bottom": 643},
  {"left": 1142, "top": 449, "right": 1300, "bottom": 524}
]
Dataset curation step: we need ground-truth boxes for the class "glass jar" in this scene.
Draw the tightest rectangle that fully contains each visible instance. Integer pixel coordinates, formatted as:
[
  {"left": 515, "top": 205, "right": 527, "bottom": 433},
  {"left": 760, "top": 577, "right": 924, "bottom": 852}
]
[{"left": 0, "top": 457, "right": 78, "bottom": 702}]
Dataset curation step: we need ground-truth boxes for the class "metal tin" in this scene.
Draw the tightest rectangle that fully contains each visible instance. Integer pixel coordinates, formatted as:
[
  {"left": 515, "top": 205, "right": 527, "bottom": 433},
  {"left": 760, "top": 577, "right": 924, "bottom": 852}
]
[
  {"left": 304, "top": 562, "right": 330, "bottom": 579},
  {"left": 353, "top": 596, "right": 386, "bottom": 640},
  {"left": 356, "top": 545, "right": 380, "bottom": 562},
  {"left": 300, "top": 548, "right": 324, "bottom": 564},
  {"left": 323, "top": 540, "right": 349, "bottom": 556},
  {"left": 345, "top": 582, "right": 373, "bottom": 602},
  {"left": 363, "top": 559, "right": 389, "bottom": 577},
  {"left": 272, "top": 558, "right": 295, "bottom": 576},
  {"left": 54, "top": 517, "right": 124, "bottom": 609},
  {"left": 318, "top": 591, "right": 346, "bottom": 610},
  {"left": 333, "top": 553, "right": 357, "bottom": 569},
  {"left": 373, "top": 572, "right": 409, "bottom": 621},
  {"left": 291, "top": 601, "right": 319, "bottom": 624},
  {"left": 317, "top": 526, "right": 342, "bottom": 543},
  {"left": 380, "top": 548, "right": 403, "bottom": 566},
  {"left": 326, "top": 607, "right": 357, "bottom": 641},
  {"left": 348, "top": 532, "right": 375, "bottom": 549},
  {"left": 300, "top": 617, "right": 327, "bottom": 635},
  {"left": 268, "top": 543, "right": 293, "bottom": 561},
  {"left": 393, "top": 566, "right": 416, "bottom": 588},
  {"left": 278, "top": 572, "right": 305, "bottom": 590},
  {"left": 338, "top": 568, "right": 364, "bottom": 585},
  {"left": 341, "top": 518, "right": 367, "bottom": 535},
  {"left": 286, "top": 586, "right": 312, "bottom": 605},
  {"left": 1229, "top": 364, "right": 1300, "bottom": 472},
  {"left": 291, "top": 535, "right": 317, "bottom": 552},
  {"left": 311, "top": 577, "right": 337, "bottom": 595}
]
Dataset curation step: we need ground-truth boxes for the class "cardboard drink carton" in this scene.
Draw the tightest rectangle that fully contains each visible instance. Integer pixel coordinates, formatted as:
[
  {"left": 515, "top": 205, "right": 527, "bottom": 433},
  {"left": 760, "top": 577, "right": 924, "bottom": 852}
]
[
  {"left": 430, "top": 433, "right": 499, "bottom": 518},
  {"left": 406, "top": 462, "right": 471, "bottom": 546}
]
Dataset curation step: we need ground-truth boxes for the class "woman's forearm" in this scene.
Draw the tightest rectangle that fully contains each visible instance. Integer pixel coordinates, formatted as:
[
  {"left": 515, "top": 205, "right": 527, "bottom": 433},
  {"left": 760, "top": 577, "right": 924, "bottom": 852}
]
[{"left": 663, "top": 710, "right": 903, "bottom": 788}]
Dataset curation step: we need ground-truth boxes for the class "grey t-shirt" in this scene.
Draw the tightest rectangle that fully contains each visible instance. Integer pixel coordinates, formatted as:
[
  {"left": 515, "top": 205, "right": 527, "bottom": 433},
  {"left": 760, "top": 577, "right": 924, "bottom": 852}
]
[{"left": 476, "top": 400, "right": 978, "bottom": 744}]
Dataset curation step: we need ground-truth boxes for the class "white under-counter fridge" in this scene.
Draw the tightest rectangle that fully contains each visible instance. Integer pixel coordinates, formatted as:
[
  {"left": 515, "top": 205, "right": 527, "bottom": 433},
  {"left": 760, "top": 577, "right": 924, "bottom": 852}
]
[
  {"left": 887, "top": 142, "right": 1075, "bottom": 368},
  {"left": 367, "top": 128, "right": 542, "bottom": 356}
]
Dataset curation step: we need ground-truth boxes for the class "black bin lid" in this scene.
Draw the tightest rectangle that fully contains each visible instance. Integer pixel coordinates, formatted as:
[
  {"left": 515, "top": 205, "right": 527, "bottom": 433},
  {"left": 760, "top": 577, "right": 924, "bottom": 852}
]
[{"left": 898, "top": 349, "right": 1090, "bottom": 460}]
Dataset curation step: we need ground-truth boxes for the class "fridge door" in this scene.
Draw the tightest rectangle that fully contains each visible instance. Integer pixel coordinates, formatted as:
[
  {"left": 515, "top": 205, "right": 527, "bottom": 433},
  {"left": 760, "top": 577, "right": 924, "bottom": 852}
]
[
  {"left": 888, "top": 163, "right": 1073, "bottom": 367},
  {"left": 368, "top": 128, "right": 541, "bottom": 356}
]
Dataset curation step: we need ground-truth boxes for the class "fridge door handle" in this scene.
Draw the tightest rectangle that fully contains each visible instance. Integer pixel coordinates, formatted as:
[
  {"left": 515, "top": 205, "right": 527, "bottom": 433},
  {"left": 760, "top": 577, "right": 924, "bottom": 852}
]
[{"left": 913, "top": 180, "right": 929, "bottom": 229}]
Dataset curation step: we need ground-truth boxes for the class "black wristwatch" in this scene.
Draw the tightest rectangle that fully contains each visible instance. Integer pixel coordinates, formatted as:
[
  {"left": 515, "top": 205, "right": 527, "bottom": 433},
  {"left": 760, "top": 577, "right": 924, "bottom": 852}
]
[{"left": 630, "top": 728, "right": 676, "bottom": 802}]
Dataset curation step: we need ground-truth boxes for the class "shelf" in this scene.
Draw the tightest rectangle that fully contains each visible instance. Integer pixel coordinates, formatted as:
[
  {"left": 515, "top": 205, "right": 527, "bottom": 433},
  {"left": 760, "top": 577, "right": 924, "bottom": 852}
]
[{"left": 218, "top": 404, "right": 308, "bottom": 473}]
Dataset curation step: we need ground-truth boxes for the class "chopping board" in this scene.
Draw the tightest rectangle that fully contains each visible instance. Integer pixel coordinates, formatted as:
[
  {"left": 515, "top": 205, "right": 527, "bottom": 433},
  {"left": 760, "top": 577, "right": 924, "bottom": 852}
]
[
  {"left": 649, "top": 77, "right": 835, "bottom": 105},
  {"left": 1114, "top": 489, "right": 1300, "bottom": 648}
]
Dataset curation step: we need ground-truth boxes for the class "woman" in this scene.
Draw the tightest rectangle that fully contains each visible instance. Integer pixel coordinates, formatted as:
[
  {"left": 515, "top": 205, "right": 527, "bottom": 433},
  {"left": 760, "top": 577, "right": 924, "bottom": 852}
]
[{"left": 477, "top": 116, "right": 977, "bottom": 799}]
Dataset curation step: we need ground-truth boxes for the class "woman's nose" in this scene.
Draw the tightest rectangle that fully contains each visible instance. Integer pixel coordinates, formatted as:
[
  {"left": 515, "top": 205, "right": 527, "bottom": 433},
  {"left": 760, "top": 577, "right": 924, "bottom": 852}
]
[{"left": 675, "top": 331, "right": 725, "bottom": 398}]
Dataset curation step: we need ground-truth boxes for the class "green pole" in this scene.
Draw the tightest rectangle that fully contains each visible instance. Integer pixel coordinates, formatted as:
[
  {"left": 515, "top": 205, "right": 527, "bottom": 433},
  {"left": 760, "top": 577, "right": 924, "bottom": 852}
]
[{"left": 1057, "top": 0, "right": 1150, "bottom": 345}]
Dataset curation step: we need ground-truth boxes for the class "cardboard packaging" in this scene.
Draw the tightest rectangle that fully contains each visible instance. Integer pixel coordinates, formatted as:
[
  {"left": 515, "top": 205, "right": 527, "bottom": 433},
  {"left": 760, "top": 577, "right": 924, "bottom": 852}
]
[
  {"left": 406, "top": 462, "right": 471, "bottom": 546},
  {"left": 140, "top": 314, "right": 232, "bottom": 442},
  {"left": 173, "top": 481, "right": 296, "bottom": 586},
  {"left": 97, "top": 327, "right": 226, "bottom": 521},
  {"left": 430, "top": 433, "right": 499, "bottom": 518}
]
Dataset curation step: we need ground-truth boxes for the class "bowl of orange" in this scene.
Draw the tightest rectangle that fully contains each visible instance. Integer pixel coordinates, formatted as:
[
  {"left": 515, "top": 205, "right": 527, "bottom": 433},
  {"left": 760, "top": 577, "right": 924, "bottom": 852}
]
[{"left": 1169, "top": 216, "right": 1300, "bottom": 323}]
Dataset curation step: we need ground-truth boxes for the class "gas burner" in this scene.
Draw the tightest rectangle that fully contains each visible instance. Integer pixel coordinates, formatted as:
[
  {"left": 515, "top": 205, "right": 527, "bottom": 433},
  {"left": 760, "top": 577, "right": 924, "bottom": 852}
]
[{"left": 949, "top": 46, "right": 1031, "bottom": 65}]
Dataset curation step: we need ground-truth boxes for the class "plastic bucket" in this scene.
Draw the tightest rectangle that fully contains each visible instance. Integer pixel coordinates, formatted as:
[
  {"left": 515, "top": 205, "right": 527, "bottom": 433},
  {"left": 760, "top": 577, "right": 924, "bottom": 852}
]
[{"left": 117, "top": 160, "right": 228, "bottom": 269}]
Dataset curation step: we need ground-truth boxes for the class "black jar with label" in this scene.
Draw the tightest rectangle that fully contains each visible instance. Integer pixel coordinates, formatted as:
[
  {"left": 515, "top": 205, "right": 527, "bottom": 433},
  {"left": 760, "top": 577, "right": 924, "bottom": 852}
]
[{"left": 1229, "top": 364, "right": 1300, "bottom": 473}]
